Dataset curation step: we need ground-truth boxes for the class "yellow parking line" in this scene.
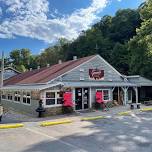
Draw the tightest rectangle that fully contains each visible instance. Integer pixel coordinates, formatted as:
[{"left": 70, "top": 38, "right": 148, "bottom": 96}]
[
  {"left": 0, "top": 123, "right": 24, "bottom": 129},
  {"left": 81, "top": 116, "right": 106, "bottom": 121},
  {"left": 140, "top": 108, "right": 152, "bottom": 112},
  {"left": 117, "top": 111, "right": 131, "bottom": 116},
  {"left": 40, "top": 120, "right": 73, "bottom": 127}
]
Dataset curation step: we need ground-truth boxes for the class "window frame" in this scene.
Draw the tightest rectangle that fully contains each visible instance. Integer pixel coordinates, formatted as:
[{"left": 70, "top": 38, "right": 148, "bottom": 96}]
[
  {"left": 7, "top": 91, "right": 13, "bottom": 101},
  {"left": 22, "top": 91, "right": 31, "bottom": 105},
  {"left": 14, "top": 91, "right": 21, "bottom": 103},
  {"left": 1, "top": 91, "right": 7, "bottom": 100},
  {"left": 96, "top": 89, "right": 111, "bottom": 101},
  {"left": 43, "top": 90, "right": 63, "bottom": 107}
]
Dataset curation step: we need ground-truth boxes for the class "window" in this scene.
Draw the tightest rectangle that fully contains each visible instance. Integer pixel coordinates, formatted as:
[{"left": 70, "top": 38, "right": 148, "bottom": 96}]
[
  {"left": 45, "top": 91, "right": 63, "bottom": 106},
  {"left": 96, "top": 89, "right": 110, "bottom": 101},
  {"left": 14, "top": 91, "right": 21, "bottom": 102},
  {"left": 23, "top": 92, "right": 31, "bottom": 105},
  {"left": 57, "top": 92, "right": 63, "bottom": 104},
  {"left": 1, "top": 91, "right": 6, "bottom": 99},
  {"left": 8, "top": 92, "right": 13, "bottom": 101},
  {"left": 46, "top": 92, "right": 55, "bottom": 105},
  {"left": 103, "top": 90, "right": 110, "bottom": 101}
]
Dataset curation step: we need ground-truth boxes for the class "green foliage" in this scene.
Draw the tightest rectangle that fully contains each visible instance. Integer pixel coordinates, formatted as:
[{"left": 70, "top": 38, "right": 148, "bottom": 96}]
[
  {"left": 6, "top": 1, "right": 152, "bottom": 80},
  {"left": 128, "top": 0, "right": 152, "bottom": 79}
]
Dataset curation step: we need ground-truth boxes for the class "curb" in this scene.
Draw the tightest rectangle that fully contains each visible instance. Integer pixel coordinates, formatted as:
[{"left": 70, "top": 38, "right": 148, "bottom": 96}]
[
  {"left": 140, "top": 108, "right": 152, "bottom": 112},
  {"left": 0, "top": 123, "right": 24, "bottom": 129},
  {"left": 40, "top": 120, "right": 73, "bottom": 127},
  {"left": 81, "top": 116, "right": 106, "bottom": 121},
  {"left": 117, "top": 111, "right": 131, "bottom": 116}
]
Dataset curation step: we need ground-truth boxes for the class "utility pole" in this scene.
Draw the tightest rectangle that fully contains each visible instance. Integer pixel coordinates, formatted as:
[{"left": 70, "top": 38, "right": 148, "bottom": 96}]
[{"left": 0, "top": 51, "right": 4, "bottom": 88}]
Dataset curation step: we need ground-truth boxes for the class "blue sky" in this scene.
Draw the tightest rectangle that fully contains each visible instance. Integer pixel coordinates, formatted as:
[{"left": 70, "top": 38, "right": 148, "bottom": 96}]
[{"left": 0, "top": 0, "right": 144, "bottom": 56}]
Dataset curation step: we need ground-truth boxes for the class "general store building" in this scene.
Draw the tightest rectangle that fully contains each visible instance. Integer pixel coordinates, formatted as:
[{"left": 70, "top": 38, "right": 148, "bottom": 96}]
[{"left": 1, "top": 55, "right": 152, "bottom": 116}]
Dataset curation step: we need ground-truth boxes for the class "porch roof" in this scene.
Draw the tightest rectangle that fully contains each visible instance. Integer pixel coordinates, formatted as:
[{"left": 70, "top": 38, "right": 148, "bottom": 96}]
[
  {"left": 127, "top": 76, "right": 152, "bottom": 86},
  {"left": 0, "top": 82, "right": 64, "bottom": 91},
  {"left": 63, "top": 81, "right": 137, "bottom": 87}
]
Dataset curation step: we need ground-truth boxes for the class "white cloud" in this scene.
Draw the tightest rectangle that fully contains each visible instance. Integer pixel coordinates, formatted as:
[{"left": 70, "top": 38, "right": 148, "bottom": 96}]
[{"left": 0, "top": 0, "right": 108, "bottom": 43}]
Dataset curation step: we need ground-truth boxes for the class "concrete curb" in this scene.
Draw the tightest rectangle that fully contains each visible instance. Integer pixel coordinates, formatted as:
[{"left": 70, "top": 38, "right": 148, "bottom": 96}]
[
  {"left": 0, "top": 123, "right": 24, "bottom": 129},
  {"left": 81, "top": 116, "right": 106, "bottom": 121},
  {"left": 117, "top": 111, "right": 132, "bottom": 116},
  {"left": 40, "top": 120, "right": 73, "bottom": 127},
  {"left": 140, "top": 107, "right": 152, "bottom": 112}
]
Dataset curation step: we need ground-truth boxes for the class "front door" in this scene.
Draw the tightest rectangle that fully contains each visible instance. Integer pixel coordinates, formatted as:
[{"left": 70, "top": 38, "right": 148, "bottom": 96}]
[{"left": 75, "top": 88, "right": 89, "bottom": 110}]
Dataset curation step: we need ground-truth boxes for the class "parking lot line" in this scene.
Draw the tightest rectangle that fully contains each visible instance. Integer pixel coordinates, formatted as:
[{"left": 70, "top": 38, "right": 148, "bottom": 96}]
[{"left": 25, "top": 127, "right": 87, "bottom": 152}]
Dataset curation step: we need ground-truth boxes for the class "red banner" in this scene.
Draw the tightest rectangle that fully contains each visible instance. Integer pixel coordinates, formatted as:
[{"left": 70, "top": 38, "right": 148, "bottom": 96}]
[
  {"left": 89, "top": 69, "right": 104, "bottom": 80},
  {"left": 63, "top": 92, "right": 73, "bottom": 107},
  {"left": 96, "top": 92, "right": 104, "bottom": 103}
]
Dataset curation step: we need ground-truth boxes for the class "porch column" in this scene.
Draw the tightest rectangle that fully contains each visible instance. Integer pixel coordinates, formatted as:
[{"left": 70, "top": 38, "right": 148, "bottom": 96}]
[
  {"left": 133, "top": 87, "right": 138, "bottom": 104},
  {"left": 89, "top": 87, "right": 92, "bottom": 108},
  {"left": 72, "top": 88, "right": 76, "bottom": 110},
  {"left": 121, "top": 87, "right": 129, "bottom": 105}
]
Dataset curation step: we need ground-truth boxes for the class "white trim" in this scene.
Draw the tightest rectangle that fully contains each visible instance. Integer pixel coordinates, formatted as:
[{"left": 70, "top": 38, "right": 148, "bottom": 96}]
[
  {"left": 42, "top": 90, "right": 63, "bottom": 107},
  {"left": 47, "top": 55, "right": 97, "bottom": 84},
  {"left": 96, "top": 89, "right": 111, "bottom": 101},
  {"left": 97, "top": 55, "right": 122, "bottom": 77},
  {"left": 89, "top": 87, "right": 92, "bottom": 108},
  {"left": 22, "top": 91, "right": 31, "bottom": 106}
]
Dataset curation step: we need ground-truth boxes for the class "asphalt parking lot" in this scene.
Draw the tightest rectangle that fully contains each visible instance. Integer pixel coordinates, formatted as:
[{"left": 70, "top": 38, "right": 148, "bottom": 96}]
[{"left": 0, "top": 112, "right": 152, "bottom": 152}]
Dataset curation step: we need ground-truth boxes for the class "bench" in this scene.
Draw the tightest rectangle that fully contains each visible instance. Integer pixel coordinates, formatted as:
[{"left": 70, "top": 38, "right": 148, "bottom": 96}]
[
  {"left": 144, "top": 100, "right": 152, "bottom": 106},
  {"left": 129, "top": 103, "right": 141, "bottom": 110}
]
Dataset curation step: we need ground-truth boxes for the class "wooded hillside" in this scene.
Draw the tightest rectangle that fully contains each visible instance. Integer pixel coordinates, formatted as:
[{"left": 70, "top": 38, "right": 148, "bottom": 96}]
[{"left": 4, "top": 0, "right": 152, "bottom": 79}]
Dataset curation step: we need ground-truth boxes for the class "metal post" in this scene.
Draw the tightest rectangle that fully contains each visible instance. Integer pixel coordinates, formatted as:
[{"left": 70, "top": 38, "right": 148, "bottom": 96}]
[{"left": 0, "top": 51, "right": 4, "bottom": 88}]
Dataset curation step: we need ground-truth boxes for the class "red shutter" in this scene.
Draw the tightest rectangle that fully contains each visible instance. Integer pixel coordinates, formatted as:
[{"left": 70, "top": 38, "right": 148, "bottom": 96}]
[
  {"left": 63, "top": 92, "right": 73, "bottom": 107},
  {"left": 96, "top": 91, "right": 103, "bottom": 103}
]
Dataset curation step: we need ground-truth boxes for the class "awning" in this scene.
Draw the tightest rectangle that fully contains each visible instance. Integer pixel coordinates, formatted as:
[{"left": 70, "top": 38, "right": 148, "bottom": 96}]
[
  {"left": 63, "top": 81, "right": 137, "bottom": 87},
  {"left": 0, "top": 82, "right": 64, "bottom": 91}
]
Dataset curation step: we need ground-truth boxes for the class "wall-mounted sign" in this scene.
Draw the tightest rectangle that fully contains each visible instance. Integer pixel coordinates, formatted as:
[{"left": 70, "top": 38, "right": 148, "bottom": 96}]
[{"left": 89, "top": 69, "right": 104, "bottom": 80}]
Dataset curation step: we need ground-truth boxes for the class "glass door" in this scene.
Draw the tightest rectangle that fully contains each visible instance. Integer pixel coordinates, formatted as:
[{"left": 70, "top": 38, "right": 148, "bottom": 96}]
[
  {"left": 75, "top": 88, "right": 89, "bottom": 110},
  {"left": 75, "top": 88, "right": 83, "bottom": 110}
]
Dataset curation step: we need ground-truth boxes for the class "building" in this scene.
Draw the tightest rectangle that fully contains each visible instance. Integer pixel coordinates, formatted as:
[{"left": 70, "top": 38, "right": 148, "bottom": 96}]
[
  {"left": 1, "top": 55, "right": 152, "bottom": 116},
  {"left": 0, "top": 67, "right": 21, "bottom": 80}
]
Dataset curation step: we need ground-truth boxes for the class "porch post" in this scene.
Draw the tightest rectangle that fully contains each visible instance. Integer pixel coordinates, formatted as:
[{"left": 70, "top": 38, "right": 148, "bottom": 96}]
[
  {"left": 133, "top": 87, "right": 138, "bottom": 104},
  {"left": 89, "top": 87, "right": 92, "bottom": 108},
  {"left": 121, "top": 87, "right": 129, "bottom": 105},
  {"left": 72, "top": 88, "right": 76, "bottom": 110}
]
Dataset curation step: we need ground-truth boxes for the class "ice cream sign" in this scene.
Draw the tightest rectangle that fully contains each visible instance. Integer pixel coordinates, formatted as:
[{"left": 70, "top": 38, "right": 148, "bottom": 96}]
[{"left": 89, "top": 69, "right": 104, "bottom": 80}]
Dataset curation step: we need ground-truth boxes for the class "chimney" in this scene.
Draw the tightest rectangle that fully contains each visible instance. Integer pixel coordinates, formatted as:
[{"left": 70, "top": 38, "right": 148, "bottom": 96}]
[
  {"left": 73, "top": 56, "right": 77, "bottom": 60},
  {"left": 47, "top": 64, "right": 50, "bottom": 67},
  {"left": 37, "top": 66, "right": 40, "bottom": 70},
  {"left": 58, "top": 60, "right": 62, "bottom": 64},
  {"left": 29, "top": 68, "right": 32, "bottom": 71}
]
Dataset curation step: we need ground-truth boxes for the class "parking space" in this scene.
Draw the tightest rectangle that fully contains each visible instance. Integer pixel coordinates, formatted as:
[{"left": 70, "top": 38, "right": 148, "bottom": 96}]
[{"left": 0, "top": 112, "right": 152, "bottom": 152}]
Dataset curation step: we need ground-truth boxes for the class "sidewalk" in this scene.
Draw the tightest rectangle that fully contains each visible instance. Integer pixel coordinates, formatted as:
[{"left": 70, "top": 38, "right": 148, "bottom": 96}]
[{"left": 1, "top": 105, "right": 152, "bottom": 127}]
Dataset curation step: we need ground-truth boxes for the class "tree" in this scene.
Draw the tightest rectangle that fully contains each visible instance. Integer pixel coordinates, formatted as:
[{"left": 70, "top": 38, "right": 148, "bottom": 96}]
[{"left": 128, "top": 0, "right": 152, "bottom": 79}]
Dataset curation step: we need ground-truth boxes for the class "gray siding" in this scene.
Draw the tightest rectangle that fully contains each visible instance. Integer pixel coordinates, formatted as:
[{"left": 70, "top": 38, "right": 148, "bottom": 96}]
[
  {"left": 55, "top": 55, "right": 123, "bottom": 82},
  {"left": 90, "top": 87, "right": 113, "bottom": 105},
  {"left": 1, "top": 99, "right": 39, "bottom": 116}
]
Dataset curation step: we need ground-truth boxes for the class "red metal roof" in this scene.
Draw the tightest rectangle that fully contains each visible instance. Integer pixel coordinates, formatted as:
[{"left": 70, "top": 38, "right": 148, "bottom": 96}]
[{"left": 4, "top": 55, "right": 96, "bottom": 85}]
